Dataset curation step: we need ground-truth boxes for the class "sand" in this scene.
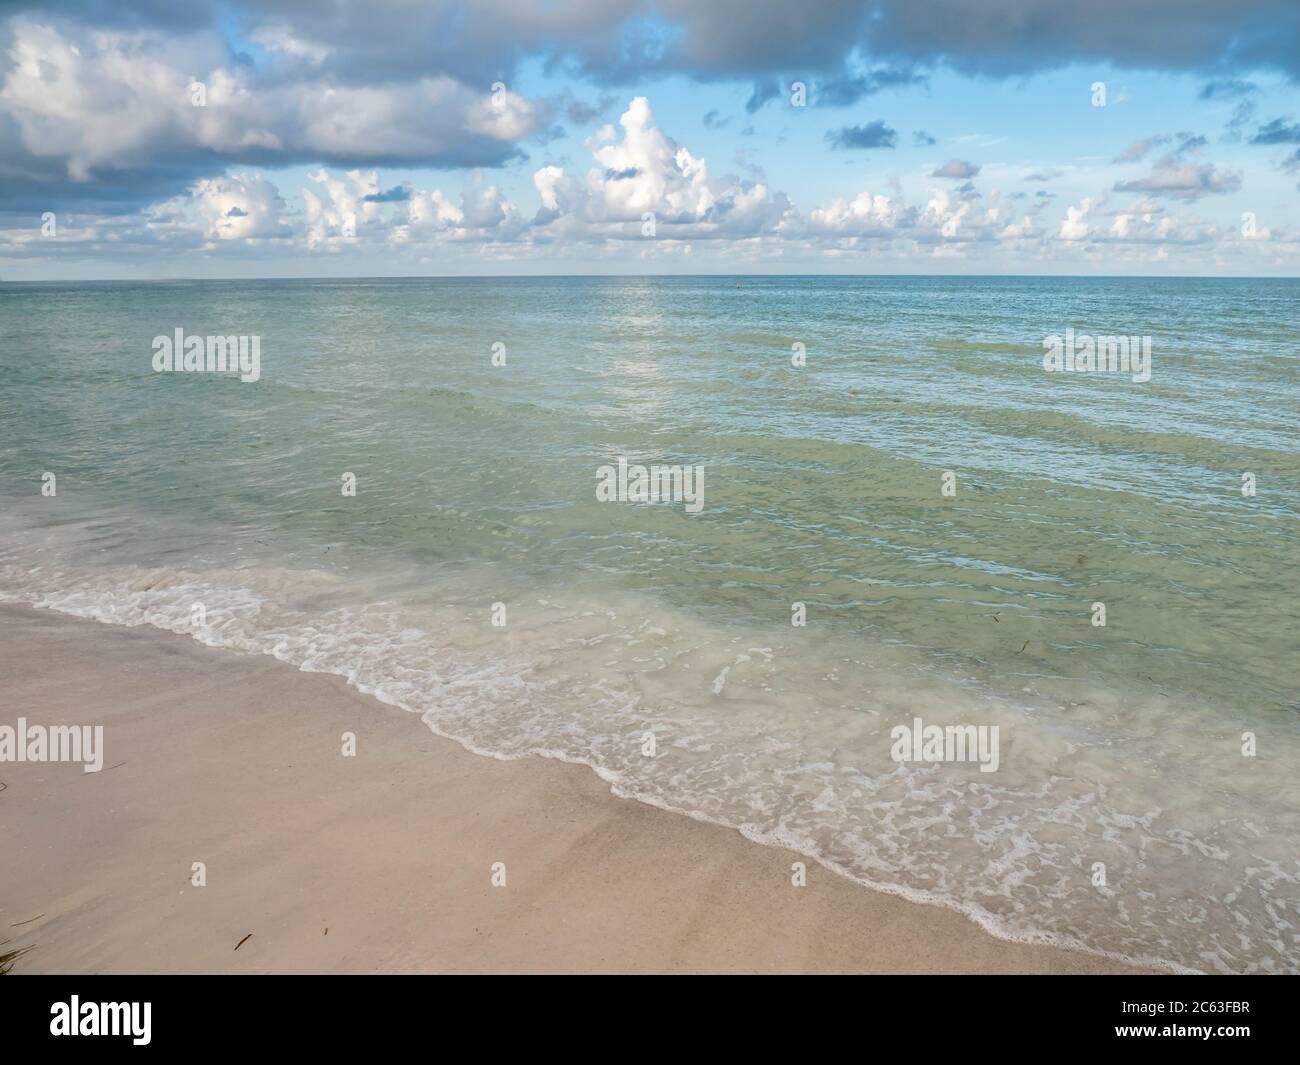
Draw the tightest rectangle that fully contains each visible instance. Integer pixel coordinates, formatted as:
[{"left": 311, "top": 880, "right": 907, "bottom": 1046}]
[{"left": 0, "top": 603, "right": 1151, "bottom": 974}]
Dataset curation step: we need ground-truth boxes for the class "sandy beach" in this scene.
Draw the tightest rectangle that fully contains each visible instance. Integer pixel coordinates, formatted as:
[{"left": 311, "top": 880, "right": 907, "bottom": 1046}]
[{"left": 0, "top": 603, "right": 1149, "bottom": 974}]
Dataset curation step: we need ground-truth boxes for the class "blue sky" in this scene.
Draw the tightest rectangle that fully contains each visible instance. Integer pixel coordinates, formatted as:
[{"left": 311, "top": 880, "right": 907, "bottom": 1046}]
[{"left": 2, "top": 1, "right": 1299, "bottom": 278}]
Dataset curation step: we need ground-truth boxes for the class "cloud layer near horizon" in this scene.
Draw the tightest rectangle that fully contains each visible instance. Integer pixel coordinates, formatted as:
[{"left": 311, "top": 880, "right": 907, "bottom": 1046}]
[
  {"left": 5, "top": 96, "right": 1276, "bottom": 265},
  {"left": 2, "top": 2, "right": 1298, "bottom": 273}
]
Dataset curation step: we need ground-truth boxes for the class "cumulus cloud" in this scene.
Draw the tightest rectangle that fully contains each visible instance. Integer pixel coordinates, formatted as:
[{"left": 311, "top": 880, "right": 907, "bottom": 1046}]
[
  {"left": 3, "top": 48, "right": 1294, "bottom": 274},
  {"left": 303, "top": 169, "right": 381, "bottom": 248},
  {"left": 4, "top": 1, "right": 1296, "bottom": 247},
  {"left": 401, "top": 174, "right": 522, "bottom": 242},
  {"left": 1059, "top": 198, "right": 1093, "bottom": 241},
  {"left": 1105, "top": 209, "right": 1215, "bottom": 244},
  {"left": 593, "top": 97, "right": 716, "bottom": 220},
  {"left": 528, "top": 96, "right": 796, "bottom": 240},
  {"left": 0, "top": 16, "right": 549, "bottom": 212},
  {"left": 1113, "top": 159, "right": 1243, "bottom": 199},
  {"left": 931, "top": 159, "right": 980, "bottom": 179},
  {"left": 807, "top": 179, "right": 1016, "bottom": 248},
  {"left": 25, "top": 92, "right": 1037, "bottom": 258},
  {"left": 190, "top": 173, "right": 291, "bottom": 241},
  {"left": 808, "top": 190, "right": 916, "bottom": 236}
]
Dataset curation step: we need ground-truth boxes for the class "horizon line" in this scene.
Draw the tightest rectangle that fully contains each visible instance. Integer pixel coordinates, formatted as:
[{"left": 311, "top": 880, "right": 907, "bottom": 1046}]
[{"left": 3, "top": 271, "right": 1297, "bottom": 284}]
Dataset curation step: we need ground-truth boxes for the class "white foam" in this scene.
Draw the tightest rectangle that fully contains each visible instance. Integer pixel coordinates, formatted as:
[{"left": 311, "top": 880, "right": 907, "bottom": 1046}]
[{"left": 1, "top": 544, "right": 1294, "bottom": 975}]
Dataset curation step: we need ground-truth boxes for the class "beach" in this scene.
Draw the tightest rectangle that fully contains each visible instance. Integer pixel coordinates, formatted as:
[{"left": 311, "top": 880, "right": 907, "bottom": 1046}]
[
  {"left": 2, "top": 275, "right": 1296, "bottom": 974},
  {"left": 3, "top": 0, "right": 1298, "bottom": 991},
  {"left": 1, "top": 603, "right": 1153, "bottom": 974}
]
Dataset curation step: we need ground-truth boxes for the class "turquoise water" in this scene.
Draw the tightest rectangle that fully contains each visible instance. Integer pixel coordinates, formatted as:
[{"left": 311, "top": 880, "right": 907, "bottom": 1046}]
[{"left": 2, "top": 275, "right": 1297, "bottom": 972}]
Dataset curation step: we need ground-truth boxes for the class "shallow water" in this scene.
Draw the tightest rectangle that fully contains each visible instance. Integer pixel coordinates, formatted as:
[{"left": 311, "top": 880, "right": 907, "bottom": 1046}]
[{"left": 1, "top": 275, "right": 1297, "bottom": 972}]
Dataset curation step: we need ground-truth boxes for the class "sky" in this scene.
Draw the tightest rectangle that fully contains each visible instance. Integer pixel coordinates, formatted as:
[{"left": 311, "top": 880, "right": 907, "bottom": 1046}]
[{"left": 2, "top": 0, "right": 1300, "bottom": 279}]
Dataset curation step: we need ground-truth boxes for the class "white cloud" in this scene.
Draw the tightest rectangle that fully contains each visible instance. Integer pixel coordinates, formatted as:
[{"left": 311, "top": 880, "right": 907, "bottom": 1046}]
[
  {"left": 809, "top": 191, "right": 913, "bottom": 235},
  {"left": 1060, "top": 198, "right": 1093, "bottom": 241},
  {"left": 0, "top": 17, "right": 548, "bottom": 186},
  {"left": 303, "top": 169, "right": 380, "bottom": 248},
  {"left": 530, "top": 96, "right": 796, "bottom": 240},
  {"left": 1114, "top": 159, "right": 1243, "bottom": 199},
  {"left": 5, "top": 80, "right": 1295, "bottom": 274},
  {"left": 191, "top": 173, "right": 291, "bottom": 241}
]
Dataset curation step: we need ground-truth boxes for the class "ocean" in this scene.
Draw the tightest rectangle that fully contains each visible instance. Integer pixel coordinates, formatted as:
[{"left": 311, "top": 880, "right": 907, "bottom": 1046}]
[{"left": 1, "top": 274, "right": 1297, "bottom": 973}]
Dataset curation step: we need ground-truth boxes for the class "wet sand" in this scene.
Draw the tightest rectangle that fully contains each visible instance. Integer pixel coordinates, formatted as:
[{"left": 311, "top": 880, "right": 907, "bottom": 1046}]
[{"left": 1, "top": 603, "right": 1151, "bottom": 974}]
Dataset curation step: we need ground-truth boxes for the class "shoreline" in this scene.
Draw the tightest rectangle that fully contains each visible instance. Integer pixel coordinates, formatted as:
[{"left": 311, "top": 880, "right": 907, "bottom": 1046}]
[{"left": 1, "top": 603, "right": 1154, "bottom": 974}]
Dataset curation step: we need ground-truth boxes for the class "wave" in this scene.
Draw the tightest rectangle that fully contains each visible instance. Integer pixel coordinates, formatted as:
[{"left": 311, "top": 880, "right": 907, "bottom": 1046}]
[{"left": 5, "top": 537, "right": 1296, "bottom": 974}]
